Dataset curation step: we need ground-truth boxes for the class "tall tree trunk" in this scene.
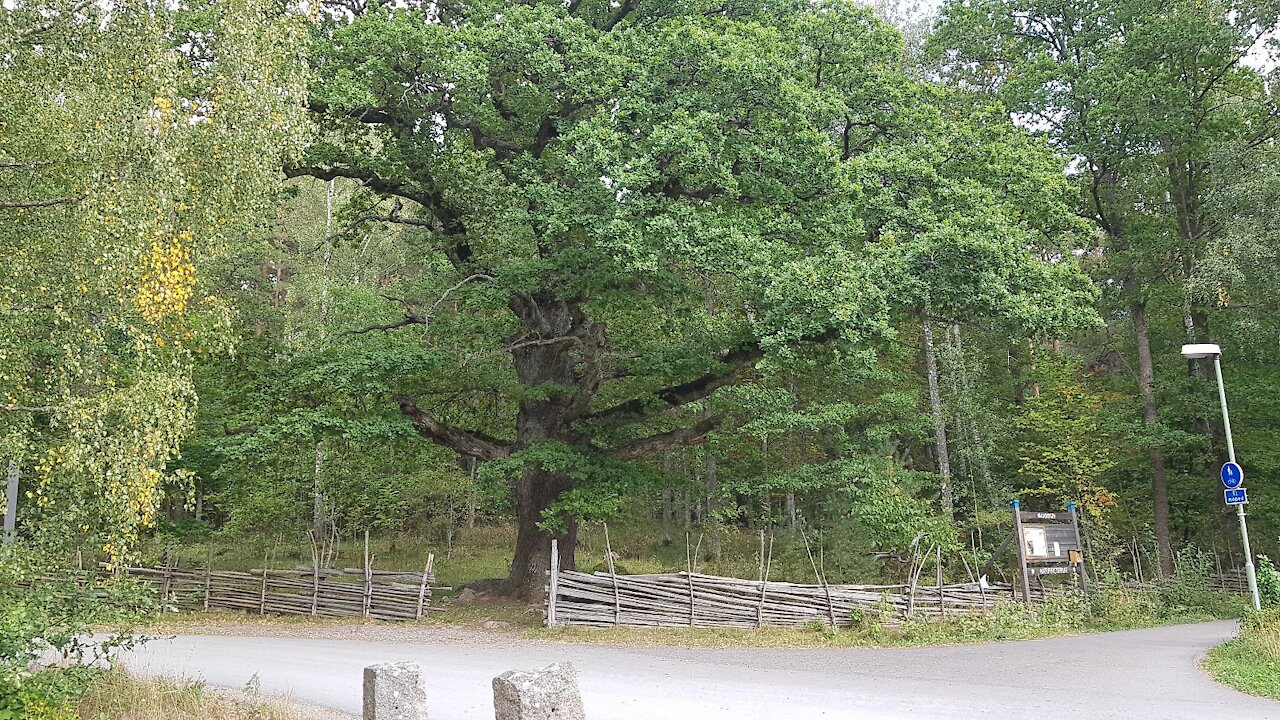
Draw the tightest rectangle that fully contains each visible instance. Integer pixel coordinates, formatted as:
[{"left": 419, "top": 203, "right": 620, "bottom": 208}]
[
  {"left": 1027, "top": 338, "right": 1040, "bottom": 398},
  {"left": 1009, "top": 347, "right": 1025, "bottom": 406},
  {"left": 466, "top": 457, "right": 477, "bottom": 529},
  {"left": 705, "top": 406, "right": 718, "bottom": 522},
  {"left": 923, "top": 321, "right": 953, "bottom": 515},
  {"left": 503, "top": 295, "right": 601, "bottom": 599},
  {"left": 661, "top": 453, "right": 673, "bottom": 546},
  {"left": 1131, "top": 300, "right": 1175, "bottom": 576},
  {"left": 312, "top": 443, "right": 324, "bottom": 541}
]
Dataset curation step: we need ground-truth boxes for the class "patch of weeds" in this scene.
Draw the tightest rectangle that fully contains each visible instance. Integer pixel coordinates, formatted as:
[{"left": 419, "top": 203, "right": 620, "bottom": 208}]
[{"left": 1205, "top": 608, "right": 1280, "bottom": 700}]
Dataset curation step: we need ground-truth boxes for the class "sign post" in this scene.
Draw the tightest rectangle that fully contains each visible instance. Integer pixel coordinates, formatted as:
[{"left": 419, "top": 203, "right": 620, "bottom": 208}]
[
  {"left": 1212, "top": 355, "right": 1261, "bottom": 611},
  {"left": 1011, "top": 500, "right": 1031, "bottom": 603},
  {"left": 1183, "top": 343, "right": 1261, "bottom": 612},
  {"left": 1067, "top": 502, "right": 1088, "bottom": 594}
]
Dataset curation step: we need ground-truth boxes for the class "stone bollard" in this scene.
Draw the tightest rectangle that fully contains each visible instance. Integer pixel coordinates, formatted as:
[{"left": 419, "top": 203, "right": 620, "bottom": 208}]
[
  {"left": 363, "top": 661, "right": 429, "bottom": 720},
  {"left": 492, "top": 662, "right": 585, "bottom": 720}
]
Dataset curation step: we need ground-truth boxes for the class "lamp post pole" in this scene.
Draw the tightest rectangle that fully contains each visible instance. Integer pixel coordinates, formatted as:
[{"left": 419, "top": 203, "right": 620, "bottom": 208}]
[{"left": 1212, "top": 354, "right": 1262, "bottom": 611}]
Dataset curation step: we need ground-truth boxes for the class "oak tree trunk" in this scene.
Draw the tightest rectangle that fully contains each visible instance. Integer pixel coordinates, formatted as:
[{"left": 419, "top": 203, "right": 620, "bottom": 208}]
[{"left": 503, "top": 294, "right": 601, "bottom": 599}]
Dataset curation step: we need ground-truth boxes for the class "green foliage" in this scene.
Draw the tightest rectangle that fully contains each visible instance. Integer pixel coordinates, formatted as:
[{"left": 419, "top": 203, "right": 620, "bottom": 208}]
[
  {"left": 1205, "top": 607, "right": 1280, "bottom": 699},
  {"left": 1, "top": 0, "right": 308, "bottom": 560},
  {"left": 1256, "top": 555, "right": 1280, "bottom": 609},
  {"left": 0, "top": 543, "right": 154, "bottom": 720}
]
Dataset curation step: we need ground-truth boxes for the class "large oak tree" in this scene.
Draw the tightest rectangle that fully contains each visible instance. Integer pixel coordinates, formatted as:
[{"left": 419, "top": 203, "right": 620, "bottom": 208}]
[{"left": 297, "top": 0, "right": 1092, "bottom": 597}]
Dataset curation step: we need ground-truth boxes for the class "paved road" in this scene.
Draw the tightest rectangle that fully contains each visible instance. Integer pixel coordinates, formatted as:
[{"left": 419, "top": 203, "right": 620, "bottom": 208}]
[{"left": 118, "top": 621, "right": 1278, "bottom": 719}]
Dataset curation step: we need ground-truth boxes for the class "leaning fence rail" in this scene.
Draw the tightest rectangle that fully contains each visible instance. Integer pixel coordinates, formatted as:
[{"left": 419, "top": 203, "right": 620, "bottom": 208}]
[{"left": 545, "top": 568, "right": 1033, "bottom": 628}]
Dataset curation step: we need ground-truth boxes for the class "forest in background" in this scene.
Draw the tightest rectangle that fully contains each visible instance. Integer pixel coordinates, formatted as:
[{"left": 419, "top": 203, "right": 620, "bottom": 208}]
[{"left": 4, "top": 0, "right": 1280, "bottom": 603}]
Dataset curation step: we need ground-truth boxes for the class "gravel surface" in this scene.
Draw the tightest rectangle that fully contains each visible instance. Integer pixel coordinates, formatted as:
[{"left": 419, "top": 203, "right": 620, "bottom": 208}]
[{"left": 117, "top": 620, "right": 1279, "bottom": 720}]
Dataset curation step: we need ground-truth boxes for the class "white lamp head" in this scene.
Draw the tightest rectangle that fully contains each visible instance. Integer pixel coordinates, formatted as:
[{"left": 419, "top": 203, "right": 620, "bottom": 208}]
[{"left": 1181, "top": 343, "right": 1222, "bottom": 359}]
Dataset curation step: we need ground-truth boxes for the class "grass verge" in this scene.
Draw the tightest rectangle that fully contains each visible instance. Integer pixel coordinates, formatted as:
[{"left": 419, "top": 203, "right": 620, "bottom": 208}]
[
  {"left": 1204, "top": 608, "right": 1280, "bottom": 699},
  {"left": 76, "top": 670, "right": 316, "bottom": 720},
  {"left": 535, "top": 596, "right": 1235, "bottom": 649}
]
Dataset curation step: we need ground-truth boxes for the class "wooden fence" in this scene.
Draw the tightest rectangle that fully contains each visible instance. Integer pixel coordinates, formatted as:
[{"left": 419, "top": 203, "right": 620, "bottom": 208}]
[
  {"left": 122, "top": 559, "right": 440, "bottom": 621},
  {"left": 1210, "top": 569, "right": 1251, "bottom": 595},
  {"left": 545, "top": 568, "right": 1032, "bottom": 629}
]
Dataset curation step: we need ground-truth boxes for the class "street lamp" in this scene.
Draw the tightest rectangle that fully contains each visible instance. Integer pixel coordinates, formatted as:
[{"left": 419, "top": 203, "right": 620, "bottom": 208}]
[{"left": 1181, "top": 343, "right": 1262, "bottom": 611}]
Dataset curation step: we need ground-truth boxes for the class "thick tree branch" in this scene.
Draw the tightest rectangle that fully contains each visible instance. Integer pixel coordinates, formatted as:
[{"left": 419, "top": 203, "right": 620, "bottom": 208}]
[
  {"left": 584, "top": 328, "right": 839, "bottom": 428},
  {"left": 602, "top": 0, "right": 639, "bottom": 30},
  {"left": 347, "top": 311, "right": 429, "bottom": 335},
  {"left": 285, "top": 163, "right": 477, "bottom": 268},
  {"left": 397, "top": 396, "right": 510, "bottom": 461},
  {"left": 583, "top": 342, "right": 765, "bottom": 427},
  {"left": 284, "top": 164, "right": 433, "bottom": 208},
  {"left": 306, "top": 101, "right": 396, "bottom": 125},
  {"left": 609, "top": 414, "right": 723, "bottom": 459}
]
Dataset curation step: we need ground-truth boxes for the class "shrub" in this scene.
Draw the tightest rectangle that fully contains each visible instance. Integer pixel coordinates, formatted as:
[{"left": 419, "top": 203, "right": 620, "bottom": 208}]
[
  {"left": 1256, "top": 555, "right": 1280, "bottom": 609},
  {"left": 0, "top": 544, "right": 154, "bottom": 719}
]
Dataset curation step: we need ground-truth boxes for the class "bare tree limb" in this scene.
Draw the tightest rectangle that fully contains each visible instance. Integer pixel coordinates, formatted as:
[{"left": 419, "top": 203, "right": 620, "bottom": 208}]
[
  {"left": 284, "top": 165, "right": 434, "bottom": 208},
  {"left": 0, "top": 160, "right": 54, "bottom": 169},
  {"left": 1, "top": 404, "right": 57, "bottom": 413},
  {"left": 428, "top": 273, "right": 493, "bottom": 314},
  {"left": 17, "top": 0, "right": 94, "bottom": 39},
  {"left": 397, "top": 396, "right": 510, "bottom": 461},
  {"left": 0, "top": 195, "right": 82, "bottom": 210},
  {"left": 609, "top": 414, "right": 723, "bottom": 459},
  {"left": 347, "top": 274, "right": 491, "bottom": 335},
  {"left": 369, "top": 214, "right": 435, "bottom": 228}
]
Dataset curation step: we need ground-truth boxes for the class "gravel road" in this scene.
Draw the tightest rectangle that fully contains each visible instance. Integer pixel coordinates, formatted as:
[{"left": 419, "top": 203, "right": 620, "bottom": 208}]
[{"left": 118, "top": 620, "right": 1277, "bottom": 719}]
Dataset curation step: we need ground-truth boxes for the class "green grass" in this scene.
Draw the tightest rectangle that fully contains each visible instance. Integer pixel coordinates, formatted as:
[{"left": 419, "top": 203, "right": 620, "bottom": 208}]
[{"left": 1205, "top": 609, "right": 1280, "bottom": 699}]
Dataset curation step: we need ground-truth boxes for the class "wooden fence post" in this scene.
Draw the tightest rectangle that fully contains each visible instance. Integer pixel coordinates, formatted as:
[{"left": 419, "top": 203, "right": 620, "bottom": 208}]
[
  {"left": 936, "top": 545, "right": 944, "bottom": 617},
  {"left": 362, "top": 530, "right": 372, "bottom": 619},
  {"left": 416, "top": 553, "right": 434, "bottom": 620},
  {"left": 547, "top": 539, "right": 559, "bottom": 628},
  {"left": 203, "top": 545, "right": 212, "bottom": 612},
  {"left": 161, "top": 558, "right": 173, "bottom": 606},
  {"left": 603, "top": 522, "right": 620, "bottom": 627},
  {"left": 906, "top": 547, "right": 925, "bottom": 619},
  {"left": 1012, "top": 499, "right": 1031, "bottom": 604},
  {"left": 1067, "top": 502, "right": 1089, "bottom": 597},
  {"left": 309, "top": 531, "right": 320, "bottom": 616},
  {"left": 801, "top": 528, "right": 835, "bottom": 626},
  {"left": 757, "top": 533, "right": 773, "bottom": 628},
  {"left": 685, "top": 532, "right": 696, "bottom": 627},
  {"left": 258, "top": 550, "right": 269, "bottom": 616}
]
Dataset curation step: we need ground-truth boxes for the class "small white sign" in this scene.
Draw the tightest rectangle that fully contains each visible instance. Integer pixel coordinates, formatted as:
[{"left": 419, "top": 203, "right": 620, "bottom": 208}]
[{"left": 1023, "top": 527, "right": 1048, "bottom": 558}]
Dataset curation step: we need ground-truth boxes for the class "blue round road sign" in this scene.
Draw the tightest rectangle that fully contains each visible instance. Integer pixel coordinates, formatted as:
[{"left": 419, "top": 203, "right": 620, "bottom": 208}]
[{"left": 1221, "top": 462, "right": 1244, "bottom": 489}]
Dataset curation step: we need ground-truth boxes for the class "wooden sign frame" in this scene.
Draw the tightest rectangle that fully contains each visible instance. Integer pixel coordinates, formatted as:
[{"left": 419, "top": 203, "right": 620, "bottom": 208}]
[{"left": 1007, "top": 499, "right": 1088, "bottom": 603}]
